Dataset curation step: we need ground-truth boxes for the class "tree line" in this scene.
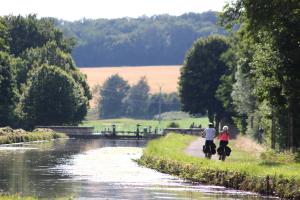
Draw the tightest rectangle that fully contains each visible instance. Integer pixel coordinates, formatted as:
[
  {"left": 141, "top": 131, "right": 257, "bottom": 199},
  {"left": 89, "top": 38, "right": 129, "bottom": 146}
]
[
  {"left": 179, "top": 0, "right": 300, "bottom": 150},
  {"left": 55, "top": 11, "right": 226, "bottom": 67},
  {"left": 0, "top": 15, "right": 91, "bottom": 129},
  {"left": 97, "top": 74, "right": 180, "bottom": 119}
]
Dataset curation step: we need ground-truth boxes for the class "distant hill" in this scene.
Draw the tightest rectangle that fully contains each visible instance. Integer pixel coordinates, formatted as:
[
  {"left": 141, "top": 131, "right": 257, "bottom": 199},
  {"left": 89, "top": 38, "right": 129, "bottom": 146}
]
[{"left": 55, "top": 11, "right": 226, "bottom": 67}]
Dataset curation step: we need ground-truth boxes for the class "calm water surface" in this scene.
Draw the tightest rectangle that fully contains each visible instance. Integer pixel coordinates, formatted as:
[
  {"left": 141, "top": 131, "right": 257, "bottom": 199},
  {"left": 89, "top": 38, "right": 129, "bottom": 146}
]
[{"left": 0, "top": 139, "right": 275, "bottom": 199}]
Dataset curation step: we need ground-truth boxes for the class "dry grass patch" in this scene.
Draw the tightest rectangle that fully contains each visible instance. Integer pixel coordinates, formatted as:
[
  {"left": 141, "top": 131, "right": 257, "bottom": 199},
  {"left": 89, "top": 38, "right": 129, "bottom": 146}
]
[{"left": 234, "top": 135, "right": 265, "bottom": 157}]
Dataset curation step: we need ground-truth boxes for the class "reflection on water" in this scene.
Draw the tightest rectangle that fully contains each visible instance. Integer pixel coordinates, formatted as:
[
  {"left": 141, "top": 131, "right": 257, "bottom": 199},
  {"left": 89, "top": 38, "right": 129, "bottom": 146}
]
[{"left": 0, "top": 139, "right": 274, "bottom": 199}]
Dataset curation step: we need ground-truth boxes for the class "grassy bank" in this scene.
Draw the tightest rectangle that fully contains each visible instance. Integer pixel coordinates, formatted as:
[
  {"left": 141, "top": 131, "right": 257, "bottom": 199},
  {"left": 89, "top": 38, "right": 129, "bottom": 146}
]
[
  {"left": 0, "top": 195, "right": 36, "bottom": 200},
  {"left": 0, "top": 127, "right": 67, "bottom": 145},
  {"left": 138, "top": 133, "right": 300, "bottom": 199},
  {"left": 81, "top": 117, "right": 208, "bottom": 132}
]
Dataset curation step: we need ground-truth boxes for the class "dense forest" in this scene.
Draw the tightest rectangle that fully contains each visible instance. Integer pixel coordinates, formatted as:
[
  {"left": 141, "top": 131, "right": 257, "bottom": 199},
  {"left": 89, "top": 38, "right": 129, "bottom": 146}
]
[{"left": 55, "top": 11, "right": 226, "bottom": 67}]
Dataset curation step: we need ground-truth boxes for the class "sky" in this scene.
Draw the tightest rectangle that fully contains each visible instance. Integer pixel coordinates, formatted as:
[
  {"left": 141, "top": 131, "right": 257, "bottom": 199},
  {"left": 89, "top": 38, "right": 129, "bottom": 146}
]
[{"left": 0, "top": 0, "right": 228, "bottom": 21}]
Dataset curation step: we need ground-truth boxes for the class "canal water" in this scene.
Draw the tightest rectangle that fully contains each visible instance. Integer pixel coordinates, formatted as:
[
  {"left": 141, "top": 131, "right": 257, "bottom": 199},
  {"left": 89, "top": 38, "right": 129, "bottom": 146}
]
[{"left": 0, "top": 139, "right": 274, "bottom": 199}]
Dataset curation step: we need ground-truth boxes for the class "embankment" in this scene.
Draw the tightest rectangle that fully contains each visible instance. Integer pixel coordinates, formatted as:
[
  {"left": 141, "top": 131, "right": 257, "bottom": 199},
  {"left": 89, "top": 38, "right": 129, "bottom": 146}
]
[
  {"left": 138, "top": 133, "right": 300, "bottom": 199},
  {"left": 0, "top": 127, "right": 67, "bottom": 144}
]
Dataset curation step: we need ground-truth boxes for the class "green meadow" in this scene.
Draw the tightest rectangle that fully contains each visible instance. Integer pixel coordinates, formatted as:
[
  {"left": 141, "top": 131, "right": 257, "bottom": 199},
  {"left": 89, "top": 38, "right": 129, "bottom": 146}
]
[{"left": 81, "top": 117, "right": 208, "bottom": 132}]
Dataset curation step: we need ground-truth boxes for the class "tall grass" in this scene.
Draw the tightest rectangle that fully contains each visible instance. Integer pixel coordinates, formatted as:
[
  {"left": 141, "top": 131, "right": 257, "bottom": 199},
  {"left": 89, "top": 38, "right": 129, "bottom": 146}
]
[
  {"left": 0, "top": 195, "right": 36, "bottom": 200},
  {"left": 139, "top": 133, "right": 300, "bottom": 199},
  {"left": 0, "top": 131, "right": 67, "bottom": 145}
]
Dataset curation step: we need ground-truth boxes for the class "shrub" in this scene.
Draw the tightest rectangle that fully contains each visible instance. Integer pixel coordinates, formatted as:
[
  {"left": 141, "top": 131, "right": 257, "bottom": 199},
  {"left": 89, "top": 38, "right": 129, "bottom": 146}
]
[{"left": 167, "top": 122, "right": 180, "bottom": 128}]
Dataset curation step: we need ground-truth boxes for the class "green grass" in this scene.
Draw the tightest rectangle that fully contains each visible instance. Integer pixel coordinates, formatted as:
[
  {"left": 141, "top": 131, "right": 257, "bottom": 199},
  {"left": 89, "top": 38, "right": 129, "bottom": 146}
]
[
  {"left": 80, "top": 117, "right": 208, "bottom": 132},
  {"left": 0, "top": 196, "right": 36, "bottom": 200},
  {"left": 0, "top": 195, "right": 73, "bottom": 200},
  {"left": 0, "top": 131, "right": 67, "bottom": 145},
  {"left": 139, "top": 133, "right": 300, "bottom": 199}
]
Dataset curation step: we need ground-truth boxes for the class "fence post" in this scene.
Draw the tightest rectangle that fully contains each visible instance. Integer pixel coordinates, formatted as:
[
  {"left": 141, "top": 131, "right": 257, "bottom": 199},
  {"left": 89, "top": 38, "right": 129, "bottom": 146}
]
[
  {"left": 136, "top": 124, "right": 141, "bottom": 138},
  {"left": 112, "top": 124, "right": 116, "bottom": 136}
]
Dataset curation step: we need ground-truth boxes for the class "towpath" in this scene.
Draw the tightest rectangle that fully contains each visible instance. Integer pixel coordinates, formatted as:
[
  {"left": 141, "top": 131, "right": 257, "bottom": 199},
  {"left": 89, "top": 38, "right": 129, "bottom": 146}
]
[{"left": 185, "top": 137, "right": 218, "bottom": 160}]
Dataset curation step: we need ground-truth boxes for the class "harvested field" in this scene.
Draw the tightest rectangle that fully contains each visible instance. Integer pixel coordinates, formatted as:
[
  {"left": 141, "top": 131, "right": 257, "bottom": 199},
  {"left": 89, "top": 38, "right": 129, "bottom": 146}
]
[{"left": 80, "top": 65, "right": 181, "bottom": 93}]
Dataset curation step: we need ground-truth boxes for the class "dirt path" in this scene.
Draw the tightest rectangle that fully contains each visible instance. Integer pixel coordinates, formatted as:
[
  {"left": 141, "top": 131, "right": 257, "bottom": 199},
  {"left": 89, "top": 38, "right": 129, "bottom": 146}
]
[{"left": 185, "top": 137, "right": 218, "bottom": 160}]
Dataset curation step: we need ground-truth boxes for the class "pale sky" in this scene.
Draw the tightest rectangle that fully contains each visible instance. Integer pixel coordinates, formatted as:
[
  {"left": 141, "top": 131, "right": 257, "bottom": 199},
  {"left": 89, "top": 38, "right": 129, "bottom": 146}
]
[{"left": 0, "top": 0, "right": 228, "bottom": 21}]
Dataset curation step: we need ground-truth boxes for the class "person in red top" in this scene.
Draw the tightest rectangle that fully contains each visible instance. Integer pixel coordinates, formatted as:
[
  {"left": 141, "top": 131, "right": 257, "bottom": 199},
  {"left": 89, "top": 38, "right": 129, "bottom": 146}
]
[
  {"left": 219, "top": 126, "right": 229, "bottom": 144},
  {"left": 217, "top": 126, "right": 230, "bottom": 160}
]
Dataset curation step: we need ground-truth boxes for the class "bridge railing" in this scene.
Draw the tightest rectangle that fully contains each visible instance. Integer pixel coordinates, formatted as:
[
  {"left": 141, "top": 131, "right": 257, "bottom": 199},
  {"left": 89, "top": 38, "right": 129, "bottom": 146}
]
[{"left": 163, "top": 128, "right": 204, "bottom": 136}]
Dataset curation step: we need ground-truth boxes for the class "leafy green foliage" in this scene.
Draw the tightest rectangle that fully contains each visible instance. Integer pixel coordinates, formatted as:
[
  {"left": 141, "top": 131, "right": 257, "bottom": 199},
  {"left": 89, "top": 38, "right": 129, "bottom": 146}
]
[
  {"left": 98, "top": 74, "right": 181, "bottom": 119},
  {"left": 99, "top": 74, "right": 130, "bottom": 119},
  {"left": 123, "top": 77, "right": 150, "bottom": 118},
  {"left": 167, "top": 122, "right": 180, "bottom": 128},
  {"left": 22, "top": 65, "right": 88, "bottom": 127},
  {"left": 55, "top": 11, "right": 226, "bottom": 66},
  {"left": 147, "top": 92, "right": 181, "bottom": 117},
  {"left": 220, "top": 0, "right": 300, "bottom": 149},
  {"left": 0, "top": 19, "right": 9, "bottom": 52},
  {"left": 5, "top": 14, "right": 75, "bottom": 56},
  {"left": 179, "top": 35, "right": 230, "bottom": 126},
  {"left": 0, "top": 52, "right": 18, "bottom": 126},
  {"left": 0, "top": 15, "right": 91, "bottom": 128}
]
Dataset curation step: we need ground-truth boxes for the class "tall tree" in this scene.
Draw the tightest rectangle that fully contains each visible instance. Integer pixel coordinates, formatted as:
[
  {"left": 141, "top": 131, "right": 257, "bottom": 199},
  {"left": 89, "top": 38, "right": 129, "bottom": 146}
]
[
  {"left": 0, "top": 52, "right": 18, "bottom": 126},
  {"left": 222, "top": 0, "right": 300, "bottom": 149},
  {"left": 21, "top": 65, "right": 88, "bottom": 127},
  {"left": 5, "top": 15, "right": 75, "bottom": 56},
  {"left": 179, "top": 35, "right": 230, "bottom": 129},
  {"left": 98, "top": 74, "right": 130, "bottom": 119},
  {"left": 123, "top": 77, "right": 150, "bottom": 118}
]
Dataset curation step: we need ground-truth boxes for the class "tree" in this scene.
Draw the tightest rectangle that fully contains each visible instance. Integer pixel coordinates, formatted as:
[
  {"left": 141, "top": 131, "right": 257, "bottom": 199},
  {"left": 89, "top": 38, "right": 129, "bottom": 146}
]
[
  {"left": 123, "top": 77, "right": 150, "bottom": 118},
  {"left": 4, "top": 15, "right": 75, "bottom": 56},
  {"left": 0, "top": 19, "right": 9, "bottom": 52},
  {"left": 147, "top": 92, "right": 181, "bottom": 118},
  {"left": 21, "top": 65, "right": 88, "bottom": 127},
  {"left": 56, "top": 11, "right": 225, "bottom": 66},
  {"left": 179, "top": 35, "right": 230, "bottom": 129},
  {"left": 20, "top": 41, "right": 91, "bottom": 100},
  {"left": 222, "top": 0, "right": 300, "bottom": 149},
  {"left": 0, "top": 52, "right": 18, "bottom": 126},
  {"left": 98, "top": 74, "right": 130, "bottom": 119}
]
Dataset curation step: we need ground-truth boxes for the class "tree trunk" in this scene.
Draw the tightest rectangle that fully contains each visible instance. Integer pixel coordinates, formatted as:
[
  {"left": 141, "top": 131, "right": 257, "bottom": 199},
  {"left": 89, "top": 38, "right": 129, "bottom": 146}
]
[
  {"left": 287, "top": 97, "right": 295, "bottom": 151},
  {"left": 215, "top": 114, "right": 220, "bottom": 133},
  {"left": 271, "top": 107, "right": 276, "bottom": 149}
]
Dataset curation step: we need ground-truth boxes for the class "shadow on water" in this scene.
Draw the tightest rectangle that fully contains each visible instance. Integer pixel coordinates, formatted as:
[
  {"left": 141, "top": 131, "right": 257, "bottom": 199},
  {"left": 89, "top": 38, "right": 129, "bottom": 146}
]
[{"left": 0, "top": 139, "right": 275, "bottom": 199}]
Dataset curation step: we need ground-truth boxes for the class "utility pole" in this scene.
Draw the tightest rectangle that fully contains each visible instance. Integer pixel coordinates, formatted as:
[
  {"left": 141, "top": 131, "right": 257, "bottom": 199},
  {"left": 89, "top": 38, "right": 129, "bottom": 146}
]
[{"left": 158, "top": 85, "right": 162, "bottom": 130}]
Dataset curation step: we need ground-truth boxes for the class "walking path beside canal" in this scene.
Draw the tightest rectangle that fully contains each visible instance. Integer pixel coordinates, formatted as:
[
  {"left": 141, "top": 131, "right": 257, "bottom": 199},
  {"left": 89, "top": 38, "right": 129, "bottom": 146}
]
[{"left": 185, "top": 137, "right": 218, "bottom": 160}]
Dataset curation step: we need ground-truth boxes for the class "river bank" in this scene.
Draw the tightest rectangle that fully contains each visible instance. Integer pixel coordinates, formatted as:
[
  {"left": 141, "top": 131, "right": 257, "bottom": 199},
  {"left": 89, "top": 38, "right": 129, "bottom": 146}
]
[
  {"left": 0, "top": 127, "right": 67, "bottom": 145},
  {"left": 138, "top": 133, "right": 300, "bottom": 199}
]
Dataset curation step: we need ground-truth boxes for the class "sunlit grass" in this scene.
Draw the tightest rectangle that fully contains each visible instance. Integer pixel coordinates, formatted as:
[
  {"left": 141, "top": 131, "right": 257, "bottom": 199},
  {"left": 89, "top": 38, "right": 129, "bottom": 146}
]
[
  {"left": 139, "top": 133, "right": 300, "bottom": 198},
  {"left": 81, "top": 117, "right": 208, "bottom": 132},
  {"left": 143, "top": 133, "right": 300, "bottom": 178},
  {"left": 0, "top": 195, "right": 36, "bottom": 200}
]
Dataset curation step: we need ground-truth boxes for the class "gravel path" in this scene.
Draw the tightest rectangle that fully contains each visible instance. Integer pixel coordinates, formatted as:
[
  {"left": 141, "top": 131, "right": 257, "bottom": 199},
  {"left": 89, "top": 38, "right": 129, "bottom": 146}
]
[{"left": 185, "top": 137, "right": 218, "bottom": 160}]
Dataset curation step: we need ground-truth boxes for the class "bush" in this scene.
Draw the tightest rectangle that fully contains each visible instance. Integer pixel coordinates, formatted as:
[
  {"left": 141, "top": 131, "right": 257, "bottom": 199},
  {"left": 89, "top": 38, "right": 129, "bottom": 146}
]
[
  {"left": 167, "top": 122, "right": 180, "bottom": 128},
  {"left": 260, "top": 150, "right": 296, "bottom": 164}
]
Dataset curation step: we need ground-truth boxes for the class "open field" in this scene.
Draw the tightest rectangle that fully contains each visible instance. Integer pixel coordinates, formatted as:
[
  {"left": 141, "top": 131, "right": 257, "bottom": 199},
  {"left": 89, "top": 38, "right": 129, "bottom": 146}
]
[
  {"left": 80, "top": 117, "right": 208, "bottom": 132},
  {"left": 80, "top": 65, "right": 181, "bottom": 94}
]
